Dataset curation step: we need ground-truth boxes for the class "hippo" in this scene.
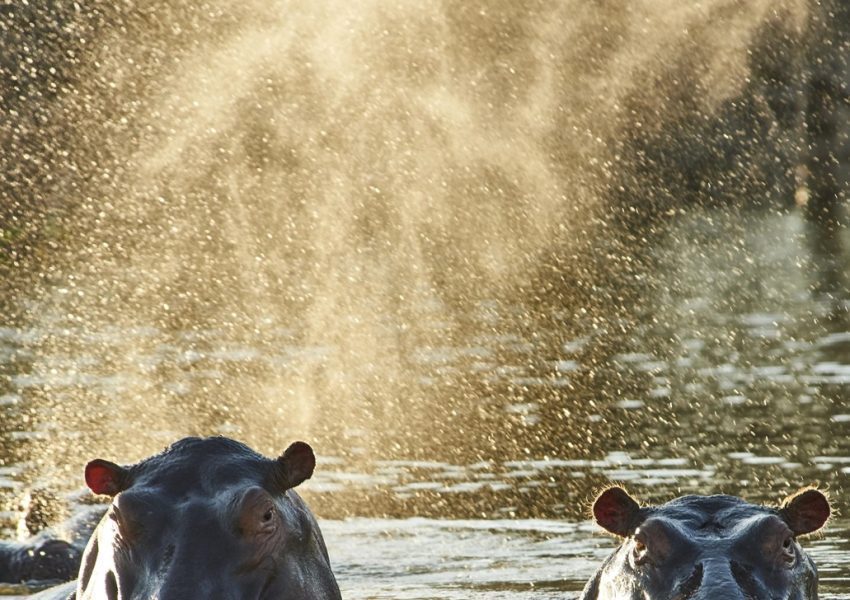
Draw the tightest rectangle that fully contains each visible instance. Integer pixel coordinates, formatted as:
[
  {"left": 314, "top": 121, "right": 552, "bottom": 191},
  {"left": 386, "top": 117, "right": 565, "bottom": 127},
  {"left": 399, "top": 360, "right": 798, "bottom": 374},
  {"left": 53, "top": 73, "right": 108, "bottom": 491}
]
[
  {"left": 580, "top": 486, "right": 831, "bottom": 600},
  {"left": 0, "top": 537, "right": 80, "bottom": 584},
  {"left": 23, "top": 436, "right": 342, "bottom": 600}
]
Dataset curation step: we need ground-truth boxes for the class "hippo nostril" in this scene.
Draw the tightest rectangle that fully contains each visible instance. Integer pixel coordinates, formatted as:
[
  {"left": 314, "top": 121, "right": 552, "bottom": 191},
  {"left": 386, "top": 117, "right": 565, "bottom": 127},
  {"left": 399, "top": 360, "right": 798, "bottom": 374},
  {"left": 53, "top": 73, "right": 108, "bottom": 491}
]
[
  {"left": 162, "top": 544, "right": 175, "bottom": 567},
  {"left": 730, "top": 561, "right": 760, "bottom": 600},
  {"left": 676, "top": 563, "right": 703, "bottom": 599},
  {"left": 105, "top": 570, "right": 119, "bottom": 600},
  {"left": 260, "top": 573, "right": 276, "bottom": 598},
  {"left": 156, "top": 543, "right": 176, "bottom": 580}
]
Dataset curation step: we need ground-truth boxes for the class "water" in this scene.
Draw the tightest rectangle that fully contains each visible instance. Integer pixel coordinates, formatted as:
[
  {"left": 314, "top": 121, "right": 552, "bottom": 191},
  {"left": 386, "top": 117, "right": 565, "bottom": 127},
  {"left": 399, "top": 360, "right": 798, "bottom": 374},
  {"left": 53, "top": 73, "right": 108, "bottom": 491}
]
[
  {"left": 1, "top": 209, "right": 850, "bottom": 597},
  {"left": 325, "top": 518, "right": 849, "bottom": 599},
  {"left": 325, "top": 518, "right": 596, "bottom": 599},
  {"left": 3, "top": 1, "right": 850, "bottom": 597}
]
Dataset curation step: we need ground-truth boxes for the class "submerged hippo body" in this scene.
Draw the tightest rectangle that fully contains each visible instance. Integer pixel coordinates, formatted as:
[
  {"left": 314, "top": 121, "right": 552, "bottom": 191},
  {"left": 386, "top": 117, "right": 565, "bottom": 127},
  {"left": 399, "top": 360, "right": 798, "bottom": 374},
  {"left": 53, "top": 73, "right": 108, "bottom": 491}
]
[
  {"left": 0, "top": 537, "right": 80, "bottom": 585},
  {"left": 581, "top": 487, "right": 830, "bottom": 600},
  {"left": 28, "top": 436, "right": 341, "bottom": 600}
]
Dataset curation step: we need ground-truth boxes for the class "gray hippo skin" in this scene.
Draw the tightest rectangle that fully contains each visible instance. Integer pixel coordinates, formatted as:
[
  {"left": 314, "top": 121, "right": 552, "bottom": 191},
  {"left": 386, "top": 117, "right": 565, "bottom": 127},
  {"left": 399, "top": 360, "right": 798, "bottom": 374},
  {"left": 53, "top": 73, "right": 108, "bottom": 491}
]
[
  {"left": 29, "top": 436, "right": 341, "bottom": 600},
  {"left": 580, "top": 486, "right": 830, "bottom": 600}
]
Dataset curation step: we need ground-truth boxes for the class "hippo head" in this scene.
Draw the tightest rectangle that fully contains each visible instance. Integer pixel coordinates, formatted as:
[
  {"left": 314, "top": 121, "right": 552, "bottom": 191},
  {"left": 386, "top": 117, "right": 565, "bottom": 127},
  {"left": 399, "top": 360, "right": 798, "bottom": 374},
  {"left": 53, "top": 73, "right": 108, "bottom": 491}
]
[
  {"left": 77, "top": 437, "right": 341, "bottom": 600},
  {"left": 580, "top": 486, "right": 830, "bottom": 600}
]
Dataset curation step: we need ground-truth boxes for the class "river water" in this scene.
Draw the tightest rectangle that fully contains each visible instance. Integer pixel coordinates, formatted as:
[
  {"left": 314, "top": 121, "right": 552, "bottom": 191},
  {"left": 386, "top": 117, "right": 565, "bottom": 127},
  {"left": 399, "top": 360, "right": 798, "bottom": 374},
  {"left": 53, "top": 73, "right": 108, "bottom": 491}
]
[
  {"left": 2, "top": 1, "right": 848, "bottom": 598},
  {"left": 0, "top": 208, "right": 848, "bottom": 598}
]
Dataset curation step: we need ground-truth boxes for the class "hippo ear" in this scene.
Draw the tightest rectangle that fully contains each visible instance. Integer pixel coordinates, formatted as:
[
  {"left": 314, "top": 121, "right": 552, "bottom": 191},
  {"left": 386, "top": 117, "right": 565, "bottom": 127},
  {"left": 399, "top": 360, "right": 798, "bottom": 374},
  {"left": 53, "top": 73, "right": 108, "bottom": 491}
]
[
  {"left": 780, "top": 488, "right": 830, "bottom": 536},
  {"left": 592, "top": 486, "right": 642, "bottom": 537},
  {"left": 268, "top": 441, "right": 315, "bottom": 492},
  {"left": 85, "top": 459, "right": 130, "bottom": 496}
]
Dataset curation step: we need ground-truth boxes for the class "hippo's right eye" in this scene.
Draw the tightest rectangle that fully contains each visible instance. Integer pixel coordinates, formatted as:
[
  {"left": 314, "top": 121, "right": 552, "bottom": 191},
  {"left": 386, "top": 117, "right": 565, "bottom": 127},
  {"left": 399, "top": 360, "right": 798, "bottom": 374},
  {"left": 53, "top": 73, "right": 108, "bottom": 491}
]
[
  {"left": 781, "top": 536, "right": 795, "bottom": 563},
  {"left": 237, "top": 487, "right": 280, "bottom": 537}
]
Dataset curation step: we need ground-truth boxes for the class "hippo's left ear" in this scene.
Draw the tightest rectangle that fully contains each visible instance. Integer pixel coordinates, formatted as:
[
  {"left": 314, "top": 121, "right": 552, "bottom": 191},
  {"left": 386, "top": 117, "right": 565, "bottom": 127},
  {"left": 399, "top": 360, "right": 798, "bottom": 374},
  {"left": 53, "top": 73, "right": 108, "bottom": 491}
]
[
  {"left": 85, "top": 459, "right": 130, "bottom": 496},
  {"left": 267, "top": 441, "right": 316, "bottom": 492},
  {"left": 592, "top": 486, "right": 643, "bottom": 537},
  {"left": 779, "top": 488, "right": 830, "bottom": 536}
]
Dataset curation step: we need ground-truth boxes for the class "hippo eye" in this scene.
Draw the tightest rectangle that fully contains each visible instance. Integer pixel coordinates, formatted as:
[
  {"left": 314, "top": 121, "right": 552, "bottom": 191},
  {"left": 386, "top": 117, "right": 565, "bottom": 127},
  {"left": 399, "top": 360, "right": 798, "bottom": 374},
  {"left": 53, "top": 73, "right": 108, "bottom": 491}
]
[
  {"left": 632, "top": 539, "right": 650, "bottom": 566},
  {"left": 237, "top": 488, "right": 278, "bottom": 536},
  {"left": 109, "top": 506, "right": 138, "bottom": 541},
  {"left": 781, "top": 537, "right": 795, "bottom": 562}
]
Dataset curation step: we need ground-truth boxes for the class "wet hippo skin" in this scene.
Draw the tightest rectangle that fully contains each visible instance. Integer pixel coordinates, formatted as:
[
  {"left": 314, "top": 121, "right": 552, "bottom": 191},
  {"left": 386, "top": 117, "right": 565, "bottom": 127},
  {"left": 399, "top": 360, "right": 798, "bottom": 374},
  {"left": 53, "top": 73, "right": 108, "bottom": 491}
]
[
  {"left": 26, "top": 436, "right": 342, "bottom": 600},
  {"left": 580, "top": 486, "right": 831, "bottom": 600}
]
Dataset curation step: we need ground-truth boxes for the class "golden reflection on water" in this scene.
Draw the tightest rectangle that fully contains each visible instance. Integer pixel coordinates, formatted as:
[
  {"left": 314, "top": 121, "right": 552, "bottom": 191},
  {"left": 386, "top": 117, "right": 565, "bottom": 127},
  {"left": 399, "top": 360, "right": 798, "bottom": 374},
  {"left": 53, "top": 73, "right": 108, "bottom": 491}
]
[{"left": 7, "top": 0, "right": 810, "bottom": 470}]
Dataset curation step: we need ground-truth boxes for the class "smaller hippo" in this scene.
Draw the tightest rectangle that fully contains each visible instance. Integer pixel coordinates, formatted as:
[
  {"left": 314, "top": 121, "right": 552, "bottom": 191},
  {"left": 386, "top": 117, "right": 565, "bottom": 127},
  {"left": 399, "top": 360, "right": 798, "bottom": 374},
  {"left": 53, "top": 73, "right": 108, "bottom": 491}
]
[
  {"left": 581, "top": 486, "right": 830, "bottom": 600},
  {"left": 0, "top": 537, "right": 80, "bottom": 584},
  {"left": 27, "top": 436, "right": 341, "bottom": 600}
]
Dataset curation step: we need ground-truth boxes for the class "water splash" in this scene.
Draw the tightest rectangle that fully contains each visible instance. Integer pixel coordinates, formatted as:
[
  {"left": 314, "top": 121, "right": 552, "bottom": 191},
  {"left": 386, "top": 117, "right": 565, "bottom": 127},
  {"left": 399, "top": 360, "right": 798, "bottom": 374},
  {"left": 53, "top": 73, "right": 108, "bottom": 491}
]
[{"left": 6, "top": 0, "right": 810, "bottom": 481}]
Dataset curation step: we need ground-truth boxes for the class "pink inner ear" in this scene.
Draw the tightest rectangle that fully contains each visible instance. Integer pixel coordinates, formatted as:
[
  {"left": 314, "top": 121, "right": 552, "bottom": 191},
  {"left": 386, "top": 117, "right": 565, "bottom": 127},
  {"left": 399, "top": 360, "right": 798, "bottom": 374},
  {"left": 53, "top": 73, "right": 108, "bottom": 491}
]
[
  {"left": 593, "top": 487, "right": 641, "bottom": 537},
  {"left": 281, "top": 441, "right": 315, "bottom": 487},
  {"left": 783, "top": 489, "right": 830, "bottom": 535},
  {"left": 85, "top": 460, "right": 123, "bottom": 496}
]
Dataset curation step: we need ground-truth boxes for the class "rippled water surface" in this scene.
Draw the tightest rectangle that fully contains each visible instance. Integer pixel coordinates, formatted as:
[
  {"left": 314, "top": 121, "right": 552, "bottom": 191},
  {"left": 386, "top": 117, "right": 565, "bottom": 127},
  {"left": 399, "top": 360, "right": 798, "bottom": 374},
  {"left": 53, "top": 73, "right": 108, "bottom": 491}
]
[
  {"left": 325, "top": 517, "right": 849, "bottom": 599},
  {"left": 1, "top": 210, "right": 849, "bottom": 597}
]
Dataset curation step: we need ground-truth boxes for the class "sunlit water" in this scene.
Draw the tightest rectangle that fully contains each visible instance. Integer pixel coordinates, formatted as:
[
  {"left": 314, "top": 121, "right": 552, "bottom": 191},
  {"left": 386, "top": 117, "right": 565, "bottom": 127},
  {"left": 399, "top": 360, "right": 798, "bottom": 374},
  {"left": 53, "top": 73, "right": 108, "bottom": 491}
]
[
  {"left": 329, "top": 516, "right": 848, "bottom": 599},
  {"left": 2, "top": 0, "right": 849, "bottom": 597},
  {"left": 0, "top": 209, "right": 849, "bottom": 597}
]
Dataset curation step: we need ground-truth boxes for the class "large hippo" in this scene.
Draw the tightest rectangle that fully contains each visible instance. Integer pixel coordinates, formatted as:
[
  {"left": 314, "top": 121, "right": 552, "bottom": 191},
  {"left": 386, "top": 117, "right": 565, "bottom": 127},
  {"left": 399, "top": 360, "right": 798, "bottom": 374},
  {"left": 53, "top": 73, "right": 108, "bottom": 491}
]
[
  {"left": 23, "top": 436, "right": 341, "bottom": 600},
  {"left": 580, "top": 486, "right": 830, "bottom": 600}
]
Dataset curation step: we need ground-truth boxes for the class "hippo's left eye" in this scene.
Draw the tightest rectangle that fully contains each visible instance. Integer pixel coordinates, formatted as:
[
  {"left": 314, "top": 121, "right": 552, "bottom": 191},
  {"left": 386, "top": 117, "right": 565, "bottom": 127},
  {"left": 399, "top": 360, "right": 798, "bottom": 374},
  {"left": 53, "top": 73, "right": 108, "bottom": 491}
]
[
  {"left": 632, "top": 539, "right": 650, "bottom": 566},
  {"left": 109, "top": 504, "right": 142, "bottom": 542},
  {"left": 262, "top": 508, "right": 274, "bottom": 523}
]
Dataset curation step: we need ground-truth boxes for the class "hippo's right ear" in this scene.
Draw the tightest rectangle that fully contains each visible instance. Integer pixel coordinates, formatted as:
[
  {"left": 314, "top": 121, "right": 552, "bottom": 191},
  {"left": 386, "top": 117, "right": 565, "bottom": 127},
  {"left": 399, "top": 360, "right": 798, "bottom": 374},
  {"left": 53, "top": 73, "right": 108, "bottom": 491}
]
[
  {"left": 779, "top": 488, "right": 830, "bottom": 536},
  {"left": 592, "top": 486, "right": 643, "bottom": 537},
  {"left": 267, "top": 441, "right": 316, "bottom": 493},
  {"left": 85, "top": 459, "right": 130, "bottom": 496}
]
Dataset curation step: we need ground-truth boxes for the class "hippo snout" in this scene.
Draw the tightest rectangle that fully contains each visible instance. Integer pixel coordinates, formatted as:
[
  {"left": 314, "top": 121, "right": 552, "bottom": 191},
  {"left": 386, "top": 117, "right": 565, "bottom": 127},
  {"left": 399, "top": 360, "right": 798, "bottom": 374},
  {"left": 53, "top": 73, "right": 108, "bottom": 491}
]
[
  {"left": 685, "top": 559, "right": 753, "bottom": 600},
  {"left": 154, "top": 581, "right": 242, "bottom": 600}
]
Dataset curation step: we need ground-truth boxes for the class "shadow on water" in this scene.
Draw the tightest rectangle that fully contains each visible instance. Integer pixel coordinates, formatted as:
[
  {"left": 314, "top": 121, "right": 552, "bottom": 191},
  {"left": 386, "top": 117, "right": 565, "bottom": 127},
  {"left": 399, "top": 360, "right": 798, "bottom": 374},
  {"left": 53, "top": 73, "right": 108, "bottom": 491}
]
[{"left": 1, "top": 1, "right": 850, "bottom": 597}]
